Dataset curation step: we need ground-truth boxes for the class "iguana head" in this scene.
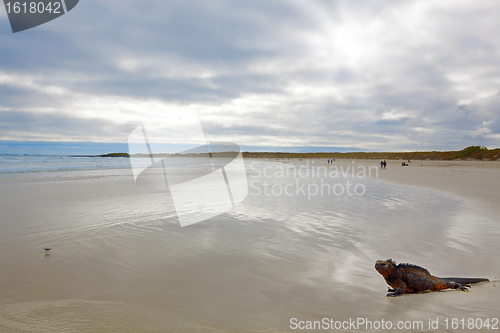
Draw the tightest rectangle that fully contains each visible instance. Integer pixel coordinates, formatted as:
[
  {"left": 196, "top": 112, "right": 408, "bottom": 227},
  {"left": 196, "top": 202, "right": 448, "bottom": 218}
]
[{"left": 375, "top": 259, "right": 396, "bottom": 278}]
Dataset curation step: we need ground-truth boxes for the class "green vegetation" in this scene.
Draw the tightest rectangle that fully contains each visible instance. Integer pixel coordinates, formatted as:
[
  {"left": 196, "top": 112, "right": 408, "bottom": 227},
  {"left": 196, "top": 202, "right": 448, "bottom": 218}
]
[
  {"left": 241, "top": 146, "right": 500, "bottom": 161},
  {"left": 448, "top": 146, "right": 488, "bottom": 160}
]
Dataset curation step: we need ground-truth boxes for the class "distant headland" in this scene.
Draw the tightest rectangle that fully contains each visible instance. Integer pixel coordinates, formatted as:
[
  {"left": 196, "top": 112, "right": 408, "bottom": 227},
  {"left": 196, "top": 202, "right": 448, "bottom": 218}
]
[{"left": 71, "top": 153, "right": 131, "bottom": 158}]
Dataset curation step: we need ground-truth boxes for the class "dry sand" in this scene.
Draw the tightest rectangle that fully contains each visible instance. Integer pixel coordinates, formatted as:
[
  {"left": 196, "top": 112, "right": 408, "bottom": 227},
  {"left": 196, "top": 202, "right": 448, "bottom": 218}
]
[
  {"left": 370, "top": 159, "right": 500, "bottom": 216},
  {"left": 284, "top": 158, "right": 500, "bottom": 215}
]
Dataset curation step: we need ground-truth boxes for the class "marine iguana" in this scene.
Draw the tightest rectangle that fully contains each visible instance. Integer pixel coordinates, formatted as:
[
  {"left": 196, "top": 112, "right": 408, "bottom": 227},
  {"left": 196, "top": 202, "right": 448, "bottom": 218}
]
[{"left": 375, "top": 259, "right": 489, "bottom": 297}]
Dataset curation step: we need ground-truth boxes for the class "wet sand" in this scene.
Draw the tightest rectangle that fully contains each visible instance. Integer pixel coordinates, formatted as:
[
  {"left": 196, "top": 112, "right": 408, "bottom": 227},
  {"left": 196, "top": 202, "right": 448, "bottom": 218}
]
[{"left": 0, "top": 161, "right": 499, "bottom": 332}]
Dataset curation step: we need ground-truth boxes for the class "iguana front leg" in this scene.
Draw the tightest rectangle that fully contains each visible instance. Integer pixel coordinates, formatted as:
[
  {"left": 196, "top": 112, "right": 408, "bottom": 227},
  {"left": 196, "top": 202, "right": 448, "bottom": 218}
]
[{"left": 387, "top": 281, "right": 406, "bottom": 297}]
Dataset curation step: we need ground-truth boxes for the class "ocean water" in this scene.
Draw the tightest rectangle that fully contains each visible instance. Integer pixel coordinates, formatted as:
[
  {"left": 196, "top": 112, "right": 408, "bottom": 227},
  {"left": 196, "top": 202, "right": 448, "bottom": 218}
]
[
  {"left": 0, "top": 154, "right": 132, "bottom": 173},
  {"left": 0, "top": 157, "right": 498, "bottom": 332}
]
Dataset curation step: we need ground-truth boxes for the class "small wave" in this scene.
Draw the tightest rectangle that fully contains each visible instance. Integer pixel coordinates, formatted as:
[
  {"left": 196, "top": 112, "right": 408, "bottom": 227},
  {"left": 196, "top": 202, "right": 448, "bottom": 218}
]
[{"left": 0, "top": 155, "right": 132, "bottom": 173}]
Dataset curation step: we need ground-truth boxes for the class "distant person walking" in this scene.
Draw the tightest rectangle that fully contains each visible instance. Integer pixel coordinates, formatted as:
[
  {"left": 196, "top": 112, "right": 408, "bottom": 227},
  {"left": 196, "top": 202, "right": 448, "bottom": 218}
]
[
  {"left": 383, "top": 160, "right": 387, "bottom": 169},
  {"left": 380, "top": 160, "right": 384, "bottom": 169}
]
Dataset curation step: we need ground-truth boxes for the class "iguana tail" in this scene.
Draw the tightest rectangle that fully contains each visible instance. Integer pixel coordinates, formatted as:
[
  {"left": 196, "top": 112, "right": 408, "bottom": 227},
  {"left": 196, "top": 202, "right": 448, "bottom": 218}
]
[{"left": 441, "top": 277, "right": 489, "bottom": 284}]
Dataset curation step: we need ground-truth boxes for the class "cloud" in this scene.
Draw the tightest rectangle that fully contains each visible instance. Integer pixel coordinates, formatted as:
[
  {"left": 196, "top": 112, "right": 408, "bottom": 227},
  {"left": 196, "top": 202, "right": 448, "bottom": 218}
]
[
  {"left": 1, "top": 0, "right": 500, "bottom": 151},
  {"left": 0, "top": 109, "right": 133, "bottom": 141}
]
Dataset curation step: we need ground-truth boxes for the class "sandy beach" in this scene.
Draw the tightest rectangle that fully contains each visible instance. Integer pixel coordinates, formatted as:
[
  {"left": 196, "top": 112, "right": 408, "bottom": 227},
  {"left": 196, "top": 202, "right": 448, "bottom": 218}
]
[
  {"left": 374, "top": 160, "right": 500, "bottom": 217},
  {"left": 0, "top": 158, "right": 499, "bottom": 332},
  {"left": 272, "top": 158, "right": 500, "bottom": 216},
  {"left": 301, "top": 159, "right": 500, "bottom": 218}
]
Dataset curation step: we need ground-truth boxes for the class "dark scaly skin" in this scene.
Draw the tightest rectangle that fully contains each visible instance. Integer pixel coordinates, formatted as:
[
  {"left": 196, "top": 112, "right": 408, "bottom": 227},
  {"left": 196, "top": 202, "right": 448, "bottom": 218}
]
[{"left": 375, "top": 259, "right": 489, "bottom": 297}]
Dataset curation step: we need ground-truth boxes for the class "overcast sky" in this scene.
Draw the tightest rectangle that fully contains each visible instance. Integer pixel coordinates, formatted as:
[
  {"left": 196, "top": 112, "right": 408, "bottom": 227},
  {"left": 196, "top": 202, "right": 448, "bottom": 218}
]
[{"left": 1, "top": 0, "right": 500, "bottom": 153}]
